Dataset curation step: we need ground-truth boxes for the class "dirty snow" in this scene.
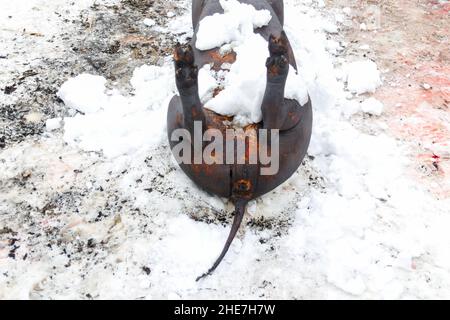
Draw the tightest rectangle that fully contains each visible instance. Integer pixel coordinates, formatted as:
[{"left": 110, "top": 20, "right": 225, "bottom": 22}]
[
  {"left": 1, "top": 0, "right": 450, "bottom": 300},
  {"left": 143, "top": 18, "right": 156, "bottom": 27}
]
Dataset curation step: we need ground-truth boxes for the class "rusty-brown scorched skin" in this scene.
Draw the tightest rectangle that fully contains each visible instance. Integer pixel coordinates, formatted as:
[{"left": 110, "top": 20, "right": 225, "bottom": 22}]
[{"left": 166, "top": 0, "right": 313, "bottom": 280}]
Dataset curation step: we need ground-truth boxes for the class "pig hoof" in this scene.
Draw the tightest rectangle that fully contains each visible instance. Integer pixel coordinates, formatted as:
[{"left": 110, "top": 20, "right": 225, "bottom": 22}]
[
  {"left": 266, "top": 33, "right": 289, "bottom": 80},
  {"left": 268, "top": 31, "right": 289, "bottom": 56},
  {"left": 174, "top": 44, "right": 198, "bottom": 89},
  {"left": 266, "top": 53, "right": 289, "bottom": 81}
]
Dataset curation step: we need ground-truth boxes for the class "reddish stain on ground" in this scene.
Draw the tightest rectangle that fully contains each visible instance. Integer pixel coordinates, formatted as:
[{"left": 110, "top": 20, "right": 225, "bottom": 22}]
[
  {"left": 377, "top": 62, "right": 449, "bottom": 198},
  {"left": 344, "top": 0, "right": 449, "bottom": 198}
]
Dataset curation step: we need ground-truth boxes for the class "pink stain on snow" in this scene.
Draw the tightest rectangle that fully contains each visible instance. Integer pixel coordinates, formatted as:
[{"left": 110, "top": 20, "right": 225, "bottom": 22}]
[{"left": 375, "top": 57, "right": 449, "bottom": 198}]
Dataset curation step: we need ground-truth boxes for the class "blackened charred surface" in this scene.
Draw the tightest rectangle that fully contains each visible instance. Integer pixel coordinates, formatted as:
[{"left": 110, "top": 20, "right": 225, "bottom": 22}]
[
  {"left": 167, "top": 0, "right": 313, "bottom": 279},
  {"left": 192, "top": 0, "right": 207, "bottom": 28},
  {"left": 173, "top": 43, "right": 207, "bottom": 144},
  {"left": 167, "top": 95, "right": 232, "bottom": 198},
  {"left": 169, "top": 0, "right": 312, "bottom": 199},
  {"left": 257, "top": 98, "right": 313, "bottom": 198},
  {"left": 76, "top": 0, "right": 184, "bottom": 89},
  {"left": 262, "top": 34, "right": 291, "bottom": 130},
  {"left": 0, "top": 0, "right": 183, "bottom": 148},
  {"left": 0, "top": 66, "right": 66, "bottom": 147},
  {"left": 267, "top": 0, "right": 284, "bottom": 26}
]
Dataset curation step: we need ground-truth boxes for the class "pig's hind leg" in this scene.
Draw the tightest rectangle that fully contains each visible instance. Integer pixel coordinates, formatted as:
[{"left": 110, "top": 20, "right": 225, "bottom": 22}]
[{"left": 261, "top": 32, "right": 290, "bottom": 130}]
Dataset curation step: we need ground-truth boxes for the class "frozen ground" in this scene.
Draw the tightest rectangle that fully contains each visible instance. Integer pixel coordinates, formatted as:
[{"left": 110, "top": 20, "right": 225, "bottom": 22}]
[{"left": 1, "top": 0, "right": 449, "bottom": 299}]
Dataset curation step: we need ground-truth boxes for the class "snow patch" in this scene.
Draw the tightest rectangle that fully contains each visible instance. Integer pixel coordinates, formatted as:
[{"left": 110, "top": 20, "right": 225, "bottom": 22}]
[
  {"left": 346, "top": 60, "right": 382, "bottom": 95},
  {"left": 57, "top": 74, "right": 108, "bottom": 114},
  {"left": 60, "top": 64, "right": 175, "bottom": 158},
  {"left": 199, "top": 34, "right": 269, "bottom": 125},
  {"left": 196, "top": 0, "right": 308, "bottom": 126},
  {"left": 143, "top": 18, "right": 156, "bottom": 27},
  {"left": 45, "top": 117, "right": 62, "bottom": 131},
  {"left": 195, "top": 0, "right": 272, "bottom": 51},
  {"left": 361, "top": 97, "right": 384, "bottom": 116}
]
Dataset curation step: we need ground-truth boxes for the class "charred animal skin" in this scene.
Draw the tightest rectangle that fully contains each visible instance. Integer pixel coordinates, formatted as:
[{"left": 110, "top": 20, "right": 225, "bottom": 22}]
[{"left": 167, "top": 0, "right": 313, "bottom": 280}]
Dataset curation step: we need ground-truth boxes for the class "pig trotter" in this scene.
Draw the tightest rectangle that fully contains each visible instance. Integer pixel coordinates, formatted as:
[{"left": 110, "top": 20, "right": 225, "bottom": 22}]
[
  {"left": 174, "top": 43, "right": 197, "bottom": 90},
  {"left": 268, "top": 31, "right": 289, "bottom": 58},
  {"left": 196, "top": 199, "right": 248, "bottom": 281},
  {"left": 174, "top": 43, "right": 206, "bottom": 135},
  {"left": 261, "top": 32, "right": 290, "bottom": 130}
]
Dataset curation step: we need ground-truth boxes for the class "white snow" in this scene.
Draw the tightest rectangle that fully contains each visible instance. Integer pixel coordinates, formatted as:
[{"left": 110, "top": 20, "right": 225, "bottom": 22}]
[
  {"left": 195, "top": 0, "right": 272, "bottom": 51},
  {"left": 343, "top": 7, "right": 352, "bottom": 15},
  {"left": 285, "top": 69, "right": 309, "bottom": 106},
  {"left": 198, "top": 64, "right": 227, "bottom": 103},
  {"left": 346, "top": 60, "right": 382, "bottom": 94},
  {"left": 57, "top": 74, "right": 108, "bottom": 114},
  {"left": 61, "top": 65, "right": 175, "bottom": 158},
  {"left": 143, "top": 18, "right": 156, "bottom": 27},
  {"left": 322, "top": 21, "right": 339, "bottom": 34},
  {"left": 196, "top": 0, "right": 308, "bottom": 126},
  {"left": 45, "top": 117, "right": 62, "bottom": 131},
  {"left": 361, "top": 97, "right": 384, "bottom": 116},
  {"left": 200, "top": 34, "right": 269, "bottom": 125},
  {"left": 422, "top": 83, "right": 432, "bottom": 90}
]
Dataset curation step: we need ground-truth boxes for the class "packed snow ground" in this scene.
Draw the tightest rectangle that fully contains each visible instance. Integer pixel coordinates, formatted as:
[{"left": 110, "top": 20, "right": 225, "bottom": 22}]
[{"left": 1, "top": 0, "right": 450, "bottom": 299}]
